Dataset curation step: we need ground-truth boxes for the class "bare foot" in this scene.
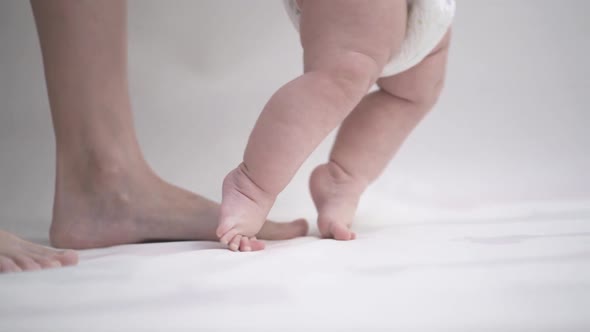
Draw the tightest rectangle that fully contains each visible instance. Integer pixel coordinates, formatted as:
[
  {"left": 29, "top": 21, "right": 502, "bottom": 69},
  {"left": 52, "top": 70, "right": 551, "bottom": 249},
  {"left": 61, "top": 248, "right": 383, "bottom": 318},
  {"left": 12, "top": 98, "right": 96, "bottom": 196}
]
[
  {"left": 309, "top": 162, "right": 367, "bottom": 240},
  {"left": 0, "top": 230, "right": 78, "bottom": 273},
  {"left": 217, "top": 164, "right": 277, "bottom": 251},
  {"left": 50, "top": 163, "right": 308, "bottom": 250}
]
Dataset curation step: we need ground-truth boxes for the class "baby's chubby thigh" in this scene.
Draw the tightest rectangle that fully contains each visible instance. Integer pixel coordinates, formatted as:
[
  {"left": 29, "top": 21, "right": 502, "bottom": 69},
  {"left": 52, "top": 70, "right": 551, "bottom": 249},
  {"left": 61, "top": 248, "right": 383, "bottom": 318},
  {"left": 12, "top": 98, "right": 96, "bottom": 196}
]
[
  {"left": 299, "top": 0, "right": 408, "bottom": 82},
  {"left": 377, "top": 29, "right": 452, "bottom": 111}
]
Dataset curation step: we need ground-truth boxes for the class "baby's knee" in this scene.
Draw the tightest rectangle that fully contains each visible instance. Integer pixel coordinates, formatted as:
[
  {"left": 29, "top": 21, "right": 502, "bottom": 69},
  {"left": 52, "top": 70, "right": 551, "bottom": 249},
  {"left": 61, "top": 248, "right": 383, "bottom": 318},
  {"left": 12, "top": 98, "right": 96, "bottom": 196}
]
[
  {"left": 403, "top": 79, "right": 444, "bottom": 110},
  {"left": 305, "top": 51, "right": 384, "bottom": 103},
  {"left": 378, "top": 74, "right": 445, "bottom": 111}
]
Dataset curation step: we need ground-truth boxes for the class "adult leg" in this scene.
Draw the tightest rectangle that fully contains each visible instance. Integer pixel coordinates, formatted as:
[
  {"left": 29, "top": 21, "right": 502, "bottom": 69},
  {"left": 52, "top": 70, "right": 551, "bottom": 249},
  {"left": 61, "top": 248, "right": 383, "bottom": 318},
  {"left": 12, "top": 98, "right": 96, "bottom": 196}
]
[{"left": 30, "top": 0, "right": 306, "bottom": 251}]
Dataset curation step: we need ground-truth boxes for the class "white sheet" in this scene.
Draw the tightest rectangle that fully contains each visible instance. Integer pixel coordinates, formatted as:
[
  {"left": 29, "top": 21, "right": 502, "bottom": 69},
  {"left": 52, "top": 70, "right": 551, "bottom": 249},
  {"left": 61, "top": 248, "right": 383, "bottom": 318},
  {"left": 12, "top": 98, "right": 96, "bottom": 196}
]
[{"left": 1, "top": 200, "right": 589, "bottom": 332}]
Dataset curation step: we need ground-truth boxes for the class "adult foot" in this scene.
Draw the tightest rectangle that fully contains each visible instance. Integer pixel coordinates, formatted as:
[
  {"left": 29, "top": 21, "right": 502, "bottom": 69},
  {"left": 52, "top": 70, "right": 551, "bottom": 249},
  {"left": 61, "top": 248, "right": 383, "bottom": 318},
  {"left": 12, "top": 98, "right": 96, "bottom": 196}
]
[
  {"left": 50, "top": 163, "right": 307, "bottom": 250},
  {"left": 0, "top": 229, "right": 78, "bottom": 273},
  {"left": 309, "top": 162, "right": 367, "bottom": 240}
]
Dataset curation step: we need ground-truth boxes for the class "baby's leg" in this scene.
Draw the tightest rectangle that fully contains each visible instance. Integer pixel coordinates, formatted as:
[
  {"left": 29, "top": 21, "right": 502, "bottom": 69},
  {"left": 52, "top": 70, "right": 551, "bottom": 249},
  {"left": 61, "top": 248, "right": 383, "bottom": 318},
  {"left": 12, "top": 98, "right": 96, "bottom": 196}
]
[
  {"left": 311, "top": 31, "right": 452, "bottom": 240},
  {"left": 218, "top": 0, "right": 407, "bottom": 249}
]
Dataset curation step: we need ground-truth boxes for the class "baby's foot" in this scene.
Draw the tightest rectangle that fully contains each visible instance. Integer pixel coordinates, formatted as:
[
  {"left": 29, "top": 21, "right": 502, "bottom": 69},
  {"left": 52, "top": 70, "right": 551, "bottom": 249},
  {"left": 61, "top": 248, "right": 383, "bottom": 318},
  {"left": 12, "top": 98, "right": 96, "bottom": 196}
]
[
  {"left": 309, "top": 162, "right": 367, "bottom": 240},
  {"left": 217, "top": 164, "right": 286, "bottom": 251},
  {"left": 0, "top": 230, "right": 78, "bottom": 273}
]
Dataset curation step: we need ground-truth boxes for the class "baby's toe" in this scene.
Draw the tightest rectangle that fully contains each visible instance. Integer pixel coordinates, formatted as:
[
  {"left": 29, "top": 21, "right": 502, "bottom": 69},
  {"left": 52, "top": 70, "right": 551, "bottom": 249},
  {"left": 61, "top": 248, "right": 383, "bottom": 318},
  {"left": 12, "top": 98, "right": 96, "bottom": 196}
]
[
  {"left": 228, "top": 235, "right": 242, "bottom": 252},
  {"left": 219, "top": 228, "right": 240, "bottom": 246},
  {"left": 248, "top": 237, "right": 266, "bottom": 251},
  {"left": 239, "top": 237, "right": 252, "bottom": 252},
  {"left": 329, "top": 223, "right": 355, "bottom": 241}
]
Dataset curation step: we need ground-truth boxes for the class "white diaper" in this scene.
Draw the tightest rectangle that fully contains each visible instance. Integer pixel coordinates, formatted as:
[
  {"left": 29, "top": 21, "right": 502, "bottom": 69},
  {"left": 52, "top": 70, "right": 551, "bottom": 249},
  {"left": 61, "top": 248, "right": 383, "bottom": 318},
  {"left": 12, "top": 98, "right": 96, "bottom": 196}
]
[{"left": 283, "top": 0, "right": 456, "bottom": 77}]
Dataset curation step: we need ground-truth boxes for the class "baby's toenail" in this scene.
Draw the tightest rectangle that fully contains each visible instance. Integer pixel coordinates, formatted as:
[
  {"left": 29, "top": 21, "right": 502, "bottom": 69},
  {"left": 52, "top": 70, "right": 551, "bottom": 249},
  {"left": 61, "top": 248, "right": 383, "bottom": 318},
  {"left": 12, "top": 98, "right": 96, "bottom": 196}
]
[{"left": 243, "top": 246, "right": 252, "bottom": 252}]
